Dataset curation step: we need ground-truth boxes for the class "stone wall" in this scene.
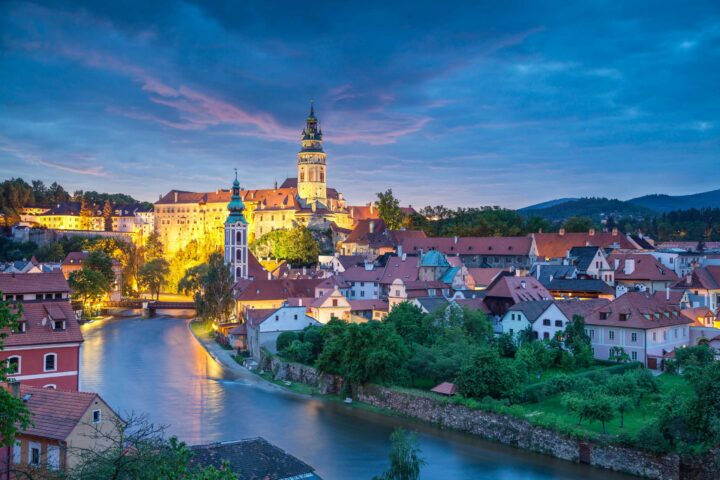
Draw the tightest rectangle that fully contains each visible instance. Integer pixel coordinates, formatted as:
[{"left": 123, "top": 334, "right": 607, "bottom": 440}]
[
  {"left": 356, "top": 384, "right": 681, "bottom": 480},
  {"left": 260, "top": 351, "right": 345, "bottom": 395}
]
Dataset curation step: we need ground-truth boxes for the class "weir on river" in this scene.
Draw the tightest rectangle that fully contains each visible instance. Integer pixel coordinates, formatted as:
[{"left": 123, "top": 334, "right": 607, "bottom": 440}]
[{"left": 80, "top": 316, "right": 635, "bottom": 480}]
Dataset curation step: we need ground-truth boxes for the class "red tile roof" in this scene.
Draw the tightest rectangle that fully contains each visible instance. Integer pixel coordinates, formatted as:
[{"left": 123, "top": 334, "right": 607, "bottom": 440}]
[
  {"left": 467, "top": 268, "right": 506, "bottom": 287},
  {"left": 234, "top": 279, "right": 323, "bottom": 302},
  {"left": 678, "top": 266, "right": 720, "bottom": 290},
  {"left": 6, "top": 301, "right": 84, "bottom": 347},
  {"left": 15, "top": 384, "right": 100, "bottom": 440},
  {"left": 341, "top": 266, "right": 384, "bottom": 283},
  {"left": 344, "top": 219, "right": 392, "bottom": 249},
  {"left": 156, "top": 184, "right": 342, "bottom": 208},
  {"left": 348, "top": 299, "right": 389, "bottom": 311},
  {"left": 430, "top": 382, "right": 457, "bottom": 396},
  {"left": 555, "top": 298, "right": 611, "bottom": 321},
  {"left": 483, "top": 276, "right": 552, "bottom": 303},
  {"left": 62, "top": 251, "right": 86, "bottom": 266},
  {"left": 379, "top": 256, "right": 419, "bottom": 285},
  {"left": 399, "top": 236, "right": 533, "bottom": 256},
  {"left": 0, "top": 272, "right": 70, "bottom": 295},
  {"left": 609, "top": 253, "right": 679, "bottom": 282},
  {"left": 453, "top": 297, "right": 491, "bottom": 314},
  {"left": 532, "top": 231, "right": 634, "bottom": 259},
  {"left": 348, "top": 205, "right": 416, "bottom": 221},
  {"left": 681, "top": 307, "right": 716, "bottom": 327},
  {"left": 584, "top": 292, "right": 691, "bottom": 329}
]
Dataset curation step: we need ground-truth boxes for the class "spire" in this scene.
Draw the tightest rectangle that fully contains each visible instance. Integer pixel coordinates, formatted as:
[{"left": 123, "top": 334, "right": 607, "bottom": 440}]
[
  {"left": 309, "top": 99, "right": 315, "bottom": 118},
  {"left": 226, "top": 168, "right": 246, "bottom": 224}
]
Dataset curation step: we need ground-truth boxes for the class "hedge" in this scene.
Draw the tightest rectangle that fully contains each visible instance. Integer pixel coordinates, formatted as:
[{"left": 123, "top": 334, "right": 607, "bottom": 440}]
[{"left": 521, "top": 361, "right": 643, "bottom": 403}]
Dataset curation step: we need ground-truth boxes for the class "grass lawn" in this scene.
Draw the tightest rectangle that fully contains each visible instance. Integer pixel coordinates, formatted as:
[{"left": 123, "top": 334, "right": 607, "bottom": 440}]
[
  {"left": 189, "top": 320, "right": 211, "bottom": 337},
  {"left": 512, "top": 373, "right": 691, "bottom": 438}
]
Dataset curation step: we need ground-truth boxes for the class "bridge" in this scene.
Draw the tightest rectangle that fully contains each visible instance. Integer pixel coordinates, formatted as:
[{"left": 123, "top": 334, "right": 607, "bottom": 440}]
[{"left": 102, "top": 300, "right": 196, "bottom": 317}]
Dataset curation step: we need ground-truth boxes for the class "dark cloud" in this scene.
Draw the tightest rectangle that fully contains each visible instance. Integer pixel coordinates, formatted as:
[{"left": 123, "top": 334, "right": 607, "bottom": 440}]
[{"left": 0, "top": 0, "right": 718, "bottom": 207}]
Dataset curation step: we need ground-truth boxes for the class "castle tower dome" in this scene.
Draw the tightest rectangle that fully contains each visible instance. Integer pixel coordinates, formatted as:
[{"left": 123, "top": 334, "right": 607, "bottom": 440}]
[
  {"left": 297, "top": 100, "right": 327, "bottom": 205},
  {"left": 224, "top": 168, "right": 249, "bottom": 281}
]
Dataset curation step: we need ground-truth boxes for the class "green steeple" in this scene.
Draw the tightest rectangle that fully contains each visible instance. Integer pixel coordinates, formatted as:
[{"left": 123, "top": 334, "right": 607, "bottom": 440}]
[{"left": 226, "top": 168, "right": 247, "bottom": 224}]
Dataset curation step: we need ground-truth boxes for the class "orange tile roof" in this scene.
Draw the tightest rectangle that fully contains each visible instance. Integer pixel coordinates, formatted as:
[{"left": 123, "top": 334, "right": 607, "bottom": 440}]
[
  {"left": 585, "top": 292, "right": 690, "bottom": 329},
  {"left": 6, "top": 301, "right": 84, "bottom": 347},
  {"left": 609, "top": 253, "right": 679, "bottom": 282},
  {"left": 0, "top": 272, "right": 70, "bottom": 295},
  {"left": 16, "top": 384, "right": 99, "bottom": 440},
  {"left": 234, "top": 278, "right": 324, "bottom": 302},
  {"left": 399, "top": 236, "right": 533, "bottom": 256},
  {"left": 467, "top": 268, "right": 506, "bottom": 287},
  {"left": 484, "top": 276, "right": 552, "bottom": 303},
  {"left": 532, "top": 231, "right": 634, "bottom": 259}
]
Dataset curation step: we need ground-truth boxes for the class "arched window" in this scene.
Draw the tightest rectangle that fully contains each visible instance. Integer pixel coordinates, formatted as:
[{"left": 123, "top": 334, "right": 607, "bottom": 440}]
[
  {"left": 236, "top": 231, "right": 243, "bottom": 243},
  {"left": 43, "top": 384, "right": 57, "bottom": 390},
  {"left": 44, "top": 353, "right": 57, "bottom": 372},
  {"left": 6, "top": 356, "right": 20, "bottom": 375}
]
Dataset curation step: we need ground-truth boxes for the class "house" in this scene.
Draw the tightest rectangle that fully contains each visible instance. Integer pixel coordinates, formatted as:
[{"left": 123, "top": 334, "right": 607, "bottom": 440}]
[
  {"left": 340, "top": 219, "right": 395, "bottom": 255},
  {"left": 674, "top": 266, "right": 720, "bottom": 312},
  {"left": 379, "top": 255, "right": 420, "bottom": 297},
  {"left": 397, "top": 236, "right": 537, "bottom": 270},
  {"left": 499, "top": 300, "right": 553, "bottom": 339},
  {"left": 532, "top": 228, "right": 636, "bottom": 261},
  {"left": 307, "top": 287, "right": 351, "bottom": 323},
  {"left": 0, "top": 273, "right": 83, "bottom": 391},
  {"left": 330, "top": 254, "right": 367, "bottom": 273},
  {"left": 581, "top": 292, "right": 692, "bottom": 368},
  {"left": 388, "top": 279, "right": 448, "bottom": 310},
  {"left": 348, "top": 299, "right": 388, "bottom": 321},
  {"left": 466, "top": 267, "right": 507, "bottom": 290},
  {"left": 233, "top": 278, "right": 323, "bottom": 313},
  {"left": 651, "top": 249, "right": 704, "bottom": 278},
  {"left": 682, "top": 307, "right": 718, "bottom": 328},
  {"left": 567, "top": 246, "right": 614, "bottom": 284},
  {"left": 610, "top": 252, "right": 679, "bottom": 294},
  {"left": 3, "top": 383, "right": 121, "bottom": 475},
  {"left": 545, "top": 278, "right": 616, "bottom": 300},
  {"left": 189, "top": 438, "right": 321, "bottom": 480},
  {"left": 482, "top": 274, "right": 552, "bottom": 316},
  {"left": 340, "top": 264, "right": 383, "bottom": 300},
  {"left": 529, "top": 264, "right": 578, "bottom": 285},
  {"left": 244, "top": 305, "right": 320, "bottom": 360}
]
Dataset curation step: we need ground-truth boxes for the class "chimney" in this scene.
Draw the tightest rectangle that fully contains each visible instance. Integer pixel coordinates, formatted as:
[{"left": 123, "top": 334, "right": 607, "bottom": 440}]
[
  {"left": 454, "top": 236, "right": 458, "bottom": 244},
  {"left": 666, "top": 286, "right": 670, "bottom": 301},
  {"left": 520, "top": 280, "right": 526, "bottom": 289},
  {"left": 612, "top": 227, "right": 618, "bottom": 236},
  {"left": 397, "top": 245, "right": 403, "bottom": 257},
  {"left": 401, "top": 253, "right": 407, "bottom": 261},
  {"left": 299, "top": 298, "right": 303, "bottom": 307},
  {"left": 559, "top": 228, "right": 565, "bottom": 236},
  {"left": 174, "top": 192, "right": 178, "bottom": 203},
  {"left": 369, "top": 220, "right": 375, "bottom": 234},
  {"left": 623, "top": 259, "right": 635, "bottom": 275},
  {"left": 589, "top": 228, "right": 595, "bottom": 236},
  {"left": 9, "top": 380, "right": 19, "bottom": 398},
  {"left": 369, "top": 204, "right": 375, "bottom": 214}
]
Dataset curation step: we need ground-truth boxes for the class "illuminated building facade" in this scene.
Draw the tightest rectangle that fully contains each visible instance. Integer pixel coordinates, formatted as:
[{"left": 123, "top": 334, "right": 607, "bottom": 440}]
[
  {"left": 224, "top": 170, "right": 249, "bottom": 282},
  {"left": 155, "top": 104, "right": 353, "bottom": 256}
]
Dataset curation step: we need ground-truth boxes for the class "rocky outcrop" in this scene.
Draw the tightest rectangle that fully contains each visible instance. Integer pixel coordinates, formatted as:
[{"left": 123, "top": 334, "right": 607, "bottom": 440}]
[{"left": 260, "top": 351, "right": 344, "bottom": 395}]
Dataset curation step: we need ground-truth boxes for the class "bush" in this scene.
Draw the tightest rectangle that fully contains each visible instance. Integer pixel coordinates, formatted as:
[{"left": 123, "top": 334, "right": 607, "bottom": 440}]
[
  {"left": 282, "top": 340, "right": 314, "bottom": 365},
  {"left": 276, "top": 331, "right": 298, "bottom": 352}
]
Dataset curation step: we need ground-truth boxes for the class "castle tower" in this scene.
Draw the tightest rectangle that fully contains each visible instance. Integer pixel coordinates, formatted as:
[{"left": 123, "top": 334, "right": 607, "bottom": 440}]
[
  {"left": 224, "top": 169, "right": 249, "bottom": 282},
  {"left": 297, "top": 101, "right": 327, "bottom": 205}
]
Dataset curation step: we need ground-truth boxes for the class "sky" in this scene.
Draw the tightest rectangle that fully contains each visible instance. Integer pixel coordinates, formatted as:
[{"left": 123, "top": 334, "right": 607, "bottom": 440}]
[{"left": 0, "top": 1, "right": 718, "bottom": 209}]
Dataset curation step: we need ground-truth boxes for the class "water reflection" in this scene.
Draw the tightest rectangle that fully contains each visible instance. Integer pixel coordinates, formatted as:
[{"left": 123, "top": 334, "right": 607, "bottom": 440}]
[{"left": 81, "top": 317, "right": 634, "bottom": 480}]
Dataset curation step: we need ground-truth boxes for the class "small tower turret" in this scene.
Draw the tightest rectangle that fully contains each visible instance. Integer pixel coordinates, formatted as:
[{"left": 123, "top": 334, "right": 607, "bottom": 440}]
[
  {"left": 297, "top": 100, "right": 327, "bottom": 205},
  {"left": 224, "top": 168, "right": 249, "bottom": 281}
]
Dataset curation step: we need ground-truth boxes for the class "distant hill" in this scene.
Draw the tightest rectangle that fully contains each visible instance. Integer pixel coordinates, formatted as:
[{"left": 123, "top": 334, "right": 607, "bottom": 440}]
[
  {"left": 628, "top": 189, "right": 720, "bottom": 213},
  {"left": 520, "top": 198, "right": 578, "bottom": 211},
  {"left": 520, "top": 197, "right": 653, "bottom": 222}
]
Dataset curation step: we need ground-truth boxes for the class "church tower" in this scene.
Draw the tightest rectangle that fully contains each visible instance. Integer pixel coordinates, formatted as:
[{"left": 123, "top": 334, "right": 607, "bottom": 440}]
[
  {"left": 297, "top": 101, "right": 327, "bottom": 205},
  {"left": 224, "top": 169, "right": 249, "bottom": 282}
]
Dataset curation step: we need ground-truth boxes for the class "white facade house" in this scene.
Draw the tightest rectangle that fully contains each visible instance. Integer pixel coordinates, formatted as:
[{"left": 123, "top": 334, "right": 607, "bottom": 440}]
[
  {"left": 224, "top": 171, "right": 249, "bottom": 282},
  {"left": 309, "top": 287, "right": 351, "bottom": 323},
  {"left": 246, "top": 306, "right": 320, "bottom": 360}
]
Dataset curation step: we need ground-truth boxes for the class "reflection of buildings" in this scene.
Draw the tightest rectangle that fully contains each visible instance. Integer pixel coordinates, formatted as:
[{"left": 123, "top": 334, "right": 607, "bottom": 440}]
[{"left": 155, "top": 104, "right": 354, "bottom": 256}]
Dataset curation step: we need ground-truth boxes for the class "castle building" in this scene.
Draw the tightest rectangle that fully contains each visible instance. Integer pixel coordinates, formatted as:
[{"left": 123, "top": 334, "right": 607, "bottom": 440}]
[
  {"left": 155, "top": 104, "right": 354, "bottom": 256},
  {"left": 224, "top": 170, "right": 249, "bottom": 282}
]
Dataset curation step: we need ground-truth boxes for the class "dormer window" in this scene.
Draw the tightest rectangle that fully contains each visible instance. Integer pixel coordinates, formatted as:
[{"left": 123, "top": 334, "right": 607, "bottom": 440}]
[
  {"left": 53, "top": 320, "right": 65, "bottom": 330},
  {"left": 619, "top": 313, "right": 629, "bottom": 321},
  {"left": 15, "top": 322, "right": 26, "bottom": 333},
  {"left": 599, "top": 312, "right": 609, "bottom": 320}
]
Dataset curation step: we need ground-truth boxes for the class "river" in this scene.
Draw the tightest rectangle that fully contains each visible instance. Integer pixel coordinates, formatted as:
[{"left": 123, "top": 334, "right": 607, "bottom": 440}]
[{"left": 80, "top": 316, "right": 634, "bottom": 480}]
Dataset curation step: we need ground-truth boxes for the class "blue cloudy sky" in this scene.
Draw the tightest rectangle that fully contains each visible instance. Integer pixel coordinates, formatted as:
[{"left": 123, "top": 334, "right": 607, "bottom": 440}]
[{"left": 1, "top": 1, "right": 718, "bottom": 209}]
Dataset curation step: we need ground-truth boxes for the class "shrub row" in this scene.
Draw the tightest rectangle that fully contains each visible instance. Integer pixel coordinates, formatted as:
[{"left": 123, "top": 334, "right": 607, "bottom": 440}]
[{"left": 520, "top": 361, "right": 643, "bottom": 403}]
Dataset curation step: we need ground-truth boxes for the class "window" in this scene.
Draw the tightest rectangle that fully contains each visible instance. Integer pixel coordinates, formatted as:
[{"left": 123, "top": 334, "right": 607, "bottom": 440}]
[
  {"left": 53, "top": 320, "right": 65, "bottom": 330},
  {"left": 674, "top": 328, "right": 678, "bottom": 339},
  {"left": 543, "top": 319, "right": 551, "bottom": 326},
  {"left": 29, "top": 442, "right": 40, "bottom": 466},
  {"left": 631, "top": 351, "right": 638, "bottom": 361},
  {"left": 554, "top": 320, "right": 563, "bottom": 327},
  {"left": 7, "top": 356, "right": 20, "bottom": 374},
  {"left": 47, "top": 445, "right": 60, "bottom": 470},
  {"left": 44, "top": 353, "right": 57, "bottom": 372},
  {"left": 274, "top": 315, "right": 279, "bottom": 322},
  {"left": 599, "top": 312, "right": 609, "bottom": 320},
  {"left": 43, "top": 384, "right": 57, "bottom": 389},
  {"left": 543, "top": 332, "right": 550, "bottom": 340},
  {"left": 12, "top": 441, "right": 21, "bottom": 464},
  {"left": 588, "top": 329, "right": 595, "bottom": 340},
  {"left": 92, "top": 409, "right": 102, "bottom": 424},
  {"left": 509, "top": 329, "right": 514, "bottom": 335},
  {"left": 631, "top": 332, "right": 638, "bottom": 342},
  {"left": 653, "top": 332, "right": 657, "bottom": 342},
  {"left": 609, "top": 330, "right": 615, "bottom": 340},
  {"left": 360, "top": 291, "right": 365, "bottom": 297},
  {"left": 293, "top": 314, "right": 298, "bottom": 320},
  {"left": 332, "top": 299, "right": 338, "bottom": 307},
  {"left": 619, "top": 313, "right": 629, "bottom": 321},
  {"left": 663, "top": 330, "right": 667, "bottom": 341}
]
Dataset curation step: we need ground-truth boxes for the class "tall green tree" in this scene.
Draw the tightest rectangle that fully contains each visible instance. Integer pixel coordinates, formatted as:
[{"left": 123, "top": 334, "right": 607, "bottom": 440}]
[
  {"left": 455, "top": 347, "right": 525, "bottom": 400},
  {"left": 376, "top": 189, "right": 407, "bottom": 230},
  {"left": 103, "top": 200, "right": 113, "bottom": 232},
  {"left": 373, "top": 429, "right": 425, "bottom": 480},
  {"left": 68, "top": 269, "right": 111, "bottom": 314},
  {"left": 179, "top": 253, "right": 234, "bottom": 324},
  {"left": 562, "top": 216, "right": 594, "bottom": 233},
  {"left": 138, "top": 258, "right": 170, "bottom": 300},
  {"left": 79, "top": 197, "right": 94, "bottom": 230}
]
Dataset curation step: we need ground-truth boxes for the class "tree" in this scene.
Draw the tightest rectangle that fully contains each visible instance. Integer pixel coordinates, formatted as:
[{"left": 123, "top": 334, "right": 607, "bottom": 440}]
[
  {"left": 84, "top": 250, "right": 115, "bottom": 285},
  {"left": 276, "top": 331, "right": 299, "bottom": 352},
  {"left": 144, "top": 232, "right": 165, "bottom": 263},
  {"left": 138, "top": 258, "right": 170, "bottom": 300},
  {"left": 455, "top": 347, "right": 525, "bottom": 400},
  {"left": 67, "top": 414, "right": 235, "bottom": 480},
  {"left": 103, "top": 199, "right": 113, "bottom": 231},
  {"left": 584, "top": 394, "right": 616, "bottom": 434},
  {"left": 0, "top": 297, "right": 32, "bottom": 446},
  {"left": 250, "top": 226, "right": 320, "bottom": 266},
  {"left": 179, "top": 253, "right": 234, "bottom": 324},
  {"left": 376, "top": 189, "right": 406, "bottom": 230},
  {"left": 384, "top": 302, "right": 431, "bottom": 345},
  {"left": 373, "top": 429, "right": 425, "bottom": 480},
  {"left": 608, "top": 346, "right": 630, "bottom": 363},
  {"left": 606, "top": 374, "right": 639, "bottom": 428},
  {"left": 516, "top": 341, "right": 555, "bottom": 378},
  {"left": 79, "top": 197, "right": 94, "bottom": 230},
  {"left": 562, "top": 216, "right": 594, "bottom": 233},
  {"left": 69, "top": 269, "right": 111, "bottom": 314}
]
